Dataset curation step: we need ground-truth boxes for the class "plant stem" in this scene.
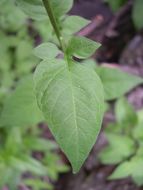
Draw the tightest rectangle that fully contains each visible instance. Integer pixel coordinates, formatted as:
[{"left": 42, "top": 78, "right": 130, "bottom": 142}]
[{"left": 42, "top": 0, "right": 65, "bottom": 51}]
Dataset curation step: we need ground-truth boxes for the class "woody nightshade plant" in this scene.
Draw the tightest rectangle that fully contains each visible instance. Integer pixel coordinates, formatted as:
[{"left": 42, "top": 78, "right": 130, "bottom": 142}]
[{"left": 34, "top": 0, "right": 104, "bottom": 173}]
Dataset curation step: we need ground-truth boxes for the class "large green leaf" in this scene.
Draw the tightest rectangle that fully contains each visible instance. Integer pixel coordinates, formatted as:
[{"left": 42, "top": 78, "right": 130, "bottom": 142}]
[
  {"left": 34, "top": 59, "right": 104, "bottom": 173},
  {"left": 133, "top": 0, "right": 143, "bottom": 30},
  {"left": 96, "top": 66, "right": 143, "bottom": 100},
  {"left": 0, "top": 76, "right": 44, "bottom": 127}
]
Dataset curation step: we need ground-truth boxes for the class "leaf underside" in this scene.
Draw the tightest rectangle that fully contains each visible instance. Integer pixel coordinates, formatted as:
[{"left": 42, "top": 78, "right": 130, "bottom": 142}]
[{"left": 34, "top": 59, "right": 104, "bottom": 173}]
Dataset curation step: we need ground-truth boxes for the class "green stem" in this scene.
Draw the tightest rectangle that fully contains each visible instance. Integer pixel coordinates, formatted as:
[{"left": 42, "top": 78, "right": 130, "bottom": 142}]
[{"left": 42, "top": 0, "right": 65, "bottom": 51}]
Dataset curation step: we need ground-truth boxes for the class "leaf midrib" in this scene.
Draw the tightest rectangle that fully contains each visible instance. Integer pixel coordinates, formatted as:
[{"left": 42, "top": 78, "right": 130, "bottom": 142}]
[{"left": 67, "top": 66, "right": 79, "bottom": 169}]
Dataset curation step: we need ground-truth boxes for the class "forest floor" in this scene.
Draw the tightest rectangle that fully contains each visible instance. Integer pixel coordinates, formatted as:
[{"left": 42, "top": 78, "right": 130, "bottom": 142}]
[{"left": 54, "top": 0, "right": 143, "bottom": 190}]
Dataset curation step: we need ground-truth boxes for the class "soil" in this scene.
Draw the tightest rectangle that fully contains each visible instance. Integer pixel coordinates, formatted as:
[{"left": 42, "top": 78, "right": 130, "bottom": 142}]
[{"left": 54, "top": 0, "right": 143, "bottom": 190}]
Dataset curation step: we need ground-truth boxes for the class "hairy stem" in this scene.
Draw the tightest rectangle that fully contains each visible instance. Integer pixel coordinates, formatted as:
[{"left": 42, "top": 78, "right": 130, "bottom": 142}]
[{"left": 42, "top": 0, "right": 65, "bottom": 51}]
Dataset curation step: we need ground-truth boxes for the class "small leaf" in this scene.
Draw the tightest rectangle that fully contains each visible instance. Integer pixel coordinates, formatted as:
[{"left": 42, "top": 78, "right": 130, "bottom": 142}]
[
  {"left": 62, "top": 16, "right": 90, "bottom": 35},
  {"left": 67, "top": 36, "right": 101, "bottom": 59},
  {"left": 131, "top": 157, "right": 143, "bottom": 186},
  {"left": 99, "top": 134, "right": 135, "bottom": 164},
  {"left": 34, "top": 43, "right": 61, "bottom": 60},
  {"left": 109, "top": 161, "right": 132, "bottom": 179},
  {"left": 0, "top": 75, "right": 44, "bottom": 127},
  {"left": 96, "top": 66, "right": 143, "bottom": 100},
  {"left": 109, "top": 156, "right": 143, "bottom": 186},
  {"left": 24, "top": 179, "right": 53, "bottom": 190},
  {"left": 133, "top": 0, "right": 143, "bottom": 30},
  {"left": 34, "top": 58, "right": 104, "bottom": 173},
  {"left": 115, "top": 97, "right": 137, "bottom": 126}
]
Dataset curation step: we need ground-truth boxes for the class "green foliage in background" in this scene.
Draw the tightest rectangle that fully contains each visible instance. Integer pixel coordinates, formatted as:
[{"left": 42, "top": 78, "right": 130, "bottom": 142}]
[
  {"left": 0, "top": 1, "right": 68, "bottom": 189},
  {"left": 133, "top": 0, "right": 143, "bottom": 30},
  {"left": 105, "top": 0, "right": 127, "bottom": 12},
  {"left": 99, "top": 98, "right": 143, "bottom": 186}
]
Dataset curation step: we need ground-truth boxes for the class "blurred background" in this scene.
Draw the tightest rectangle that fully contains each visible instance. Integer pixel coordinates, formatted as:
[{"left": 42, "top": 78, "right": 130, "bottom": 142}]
[{"left": 0, "top": 0, "right": 143, "bottom": 190}]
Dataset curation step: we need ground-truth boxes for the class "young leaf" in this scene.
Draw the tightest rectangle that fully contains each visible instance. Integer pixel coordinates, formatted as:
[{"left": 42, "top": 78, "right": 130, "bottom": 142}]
[
  {"left": 33, "top": 43, "right": 61, "bottom": 60},
  {"left": 66, "top": 36, "right": 101, "bottom": 59},
  {"left": 0, "top": 76, "right": 44, "bottom": 127},
  {"left": 34, "top": 59, "right": 104, "bottom": 173},
  {"left": 62, "top": 16, "right": 90, "bottom": 35},
  {"left": 96, "top": 66, "right": 143, "bottom": 100}
]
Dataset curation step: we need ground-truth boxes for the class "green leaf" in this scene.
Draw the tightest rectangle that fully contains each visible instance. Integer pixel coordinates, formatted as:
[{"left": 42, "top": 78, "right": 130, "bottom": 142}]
[
  {"left": 16, "top": 0, "right": 47, "bottom": 20},
  {"left": 34, "top": 59, "right": 104, "bottom": 173},
  {"left": 67, "top": 36, "right": 101, "bottom": 59},
  {"left": 115, "top": 97, "right": 137, "bottom": 127},
  {"left": 109, "top": 156, "right": 143, "bottom": 186},
  {"left": 50, "top": 0, "right": 73, "bottom": 18},
  {"left": 62, "top": 16, "right": 90, "bottom": 35},
  {"left": 0, "top": 75, "right": 44, "bottom": 127},
  {"left": 24, "top": 179, "right": 53, "bottom": 190},
  {"left": 109, "top": 161, "right": 132, "bottom": 179},
  {"left": 99, "top": 134, "right": 135, "bottom": 164},
  {"left": 96, "top": 66, "right": 143, "bottom": 100},
  {"left": 24, "top": 137, "right": 58, "bottom": 152},
  {"left": 34, "top": 43, "right": 61, "bottom": 60},
  {"left": 16, "top": 0, "right": 73, "bottom": 21},
  {"left": 10, "top": 156, "right": 47, "bottom": 175},
  {"left": 131, "top": 157, "right": 143, "bottom": 186},
  {"left": 133, "top": 0, "right": 143, "bottom": 30}
]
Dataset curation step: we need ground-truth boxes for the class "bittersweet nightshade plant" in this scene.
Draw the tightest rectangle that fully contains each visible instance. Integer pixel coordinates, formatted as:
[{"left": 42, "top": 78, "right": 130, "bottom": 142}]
[
  {"left": 35, "top": 0, "right": 104, "bottom": 173},
  {"left": 16, "top": 0, "right": 143, "bottom": 174}
]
